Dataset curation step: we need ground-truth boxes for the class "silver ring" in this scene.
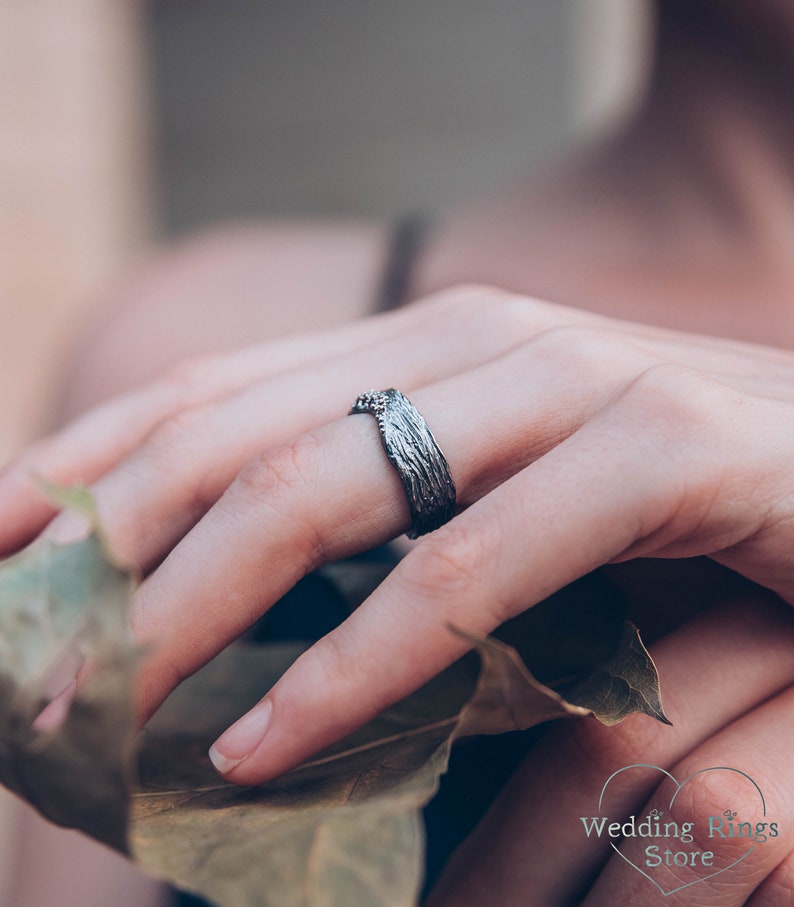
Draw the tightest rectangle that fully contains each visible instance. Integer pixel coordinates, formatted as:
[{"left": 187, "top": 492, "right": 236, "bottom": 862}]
[{"left": 350, "top": 389, "right": 457, "bottom": 539}]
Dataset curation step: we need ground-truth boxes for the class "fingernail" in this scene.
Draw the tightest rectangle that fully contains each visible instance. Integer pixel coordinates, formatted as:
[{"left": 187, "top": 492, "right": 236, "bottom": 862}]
[
  {"left": 32, "top": 680, "right": 77, "bottom": 733},
  {"left": 209, "top": 698, "right": 273, "bottom": 775},
  {"left": 42, "top": 510, "right": 92, "bottom": 546}
]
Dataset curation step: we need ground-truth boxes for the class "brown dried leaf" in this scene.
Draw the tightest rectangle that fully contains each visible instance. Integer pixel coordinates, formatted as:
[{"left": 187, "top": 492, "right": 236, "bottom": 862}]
[
  {"left": 555, "top": 621, "right": 671, "bottom": 725},
  {"left": 134, "top": 643, "right": 475, "bottom": 907},
  {"left": 0, "top": 504, "right": 669, "bottom": 907}
]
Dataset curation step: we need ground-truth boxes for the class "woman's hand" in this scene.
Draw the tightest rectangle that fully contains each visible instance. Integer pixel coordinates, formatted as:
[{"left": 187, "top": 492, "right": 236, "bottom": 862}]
[
  {"left": 428, "top": 592, "right": 794, "bottom": 906},
  {"left": 2, "top": 285, "right": 794, "bottom": 789}
]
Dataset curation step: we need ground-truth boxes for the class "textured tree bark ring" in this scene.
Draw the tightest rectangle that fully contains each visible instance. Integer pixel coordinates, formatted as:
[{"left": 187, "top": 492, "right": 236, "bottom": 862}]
[{"left": 349, "top": 389, "right": 457, "bottom": 539}]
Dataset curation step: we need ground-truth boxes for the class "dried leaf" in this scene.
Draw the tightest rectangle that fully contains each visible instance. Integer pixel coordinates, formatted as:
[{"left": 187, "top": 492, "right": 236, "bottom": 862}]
[
  {"left": 134, "top": 644, "right": 476, "bottom": 907},
  {"left": 555, "top": 622, "right": 671, "bottom": 725},
  {"left": 132, "top": 617, "right": 667, "bottom": 906},
  {"left": 0, "top": 505, "right": 669, "bottom": 907},
  {"left": 0, "top": 532, "right": 137, "bottom": 851},
  {"left": 451, "top": 628, "right": 592, "bottom": 738}
]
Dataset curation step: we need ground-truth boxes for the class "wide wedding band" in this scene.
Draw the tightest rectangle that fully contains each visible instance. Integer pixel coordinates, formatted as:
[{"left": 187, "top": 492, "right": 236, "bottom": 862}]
[{"left": 349, "top": 389, "right": 457, "bottom": 539}]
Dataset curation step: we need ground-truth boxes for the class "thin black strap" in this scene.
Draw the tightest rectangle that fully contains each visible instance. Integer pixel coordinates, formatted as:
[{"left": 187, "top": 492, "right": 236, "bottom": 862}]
[{"left": 374, "top": 216, "right": 430, "bottom": 313}]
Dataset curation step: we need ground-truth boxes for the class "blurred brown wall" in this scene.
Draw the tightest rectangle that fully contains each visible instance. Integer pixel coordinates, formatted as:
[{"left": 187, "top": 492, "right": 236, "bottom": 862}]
[{"left": 0, "top": 0, "right": 152, "bottom": 460}]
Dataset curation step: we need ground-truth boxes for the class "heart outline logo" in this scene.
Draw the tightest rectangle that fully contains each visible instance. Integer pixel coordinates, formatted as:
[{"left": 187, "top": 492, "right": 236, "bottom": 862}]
[{"left": 598, "top": 763, "right": 766, "bottom": 897}]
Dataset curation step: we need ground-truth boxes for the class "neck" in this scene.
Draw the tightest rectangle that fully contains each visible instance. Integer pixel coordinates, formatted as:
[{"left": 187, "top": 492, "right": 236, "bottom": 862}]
[
  {"left": 417, "top": 1, "right": 794, "bottom": 347},
  {"left": 608, "top": 0, "right": 794, "bottom": 261}
]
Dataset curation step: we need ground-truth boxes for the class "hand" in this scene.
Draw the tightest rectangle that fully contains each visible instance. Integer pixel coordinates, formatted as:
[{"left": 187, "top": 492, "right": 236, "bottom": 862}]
[
  {"left": 2, "top": 286, "right": 794, "bottom": 791},
  {"left": 427, "top": 592, "right": 794, "bottom": 906}
]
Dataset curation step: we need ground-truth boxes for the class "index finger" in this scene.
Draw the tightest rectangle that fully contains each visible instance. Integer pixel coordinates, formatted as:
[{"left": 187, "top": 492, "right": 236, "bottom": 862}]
[
  {"left": 206, "top": 402, "right": 673, "bottom": 783},
  {"left": 132, "top": 331, "right": 655, "bottom": 721},
  {"left": 208, "top": 368, "right": 782, "bottom": 785}
]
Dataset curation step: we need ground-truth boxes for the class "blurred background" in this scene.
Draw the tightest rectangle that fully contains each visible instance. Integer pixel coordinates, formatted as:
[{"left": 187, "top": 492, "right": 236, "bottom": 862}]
[
  {"left": 0, "top": 0, "right": 649, "bottom": 459},
  {"left": 0, "top": 0, "right": 649, "bottom": 901}
]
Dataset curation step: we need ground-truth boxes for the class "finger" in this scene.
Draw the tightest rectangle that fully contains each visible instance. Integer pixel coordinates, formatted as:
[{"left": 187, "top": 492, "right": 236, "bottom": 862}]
[
  {"left": 12, "top": 290, "right": 794, "bottom": 564},
  {"left": 92, "top": 313, "right": 794, "bottom": 580},
  {"left": 0, "top": 338, "right": 363, "bottom": 553},
  {"left": 745, "top": 848, "right": 794, "bottom": 905},
  {"left": 0, "top": 287, "right": 494, "bottom": 554},
  {"left": 132, "top": 329, "right": 664, "bottom": 721},
  {"left": 584, "top": 684, "right": 794, "bottom": 906},
  {"left": 43, "top": 305, "right": 629, "bottom": 575},
  {"left": 201, "top": 362, "right": 782, "bottom": 785},
  {"left": 7, "top": 285, "right": 794, "bottom": 558},
  {"left": 426, "top": 596, "right": 794, "bottom": 906},
  {"left": 620, "top": 322, "right": 794, "bottom": 387}
]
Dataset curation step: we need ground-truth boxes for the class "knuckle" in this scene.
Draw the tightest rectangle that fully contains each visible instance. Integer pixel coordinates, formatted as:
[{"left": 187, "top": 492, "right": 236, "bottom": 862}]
[
  {"left": 435, "top": 283, "right": 512, "bottom": 312},
  {"left": 566, "top": 710, "right": 671, "bottom": 779},
  {"left": 611, "top": 364, "right": 748, "bottom": 522},
  {"left": 233, "top": 432, "right": 323, "bottom": 506},
  {"left": 416, "top": 285, "right": 574, "bottom": 345},
  {"left": 452, "top": 287, "right": 554, "bottom": 335},
  {"left": 228, "top": 433, "right": 327, "bottom": 567},
  {"left": 278, "top": 629, "right": 397, "bottom": 728},
  {"left": 406, "top": 522, "right": 501, "bottom": 615},
  {"left": 665, "top": 761, "right": 778, "bottom": 857},
  {"left": 762, "top": 854, "right": 794, "bottom": 902},
  {"left": 414, "top": 526, "right": 488, "bottom": 589},
  {"left": 523, "top": 323, "right": 618, "bottom": 369},
  {"left": 157, "top": 354, "right": 219, "bottom": 403},
  {"left": 128, "top": 404, "right": 222, "bottom": 521},
  {"left": 418, "top": 284, "right": 515, "bottom": 326},
  {"left": 306, "top": 630, "right": 365, "bottom": 700},
  {"left": 485, "top": 293, "right": 559, "bottom": 339},
  {"left": 618, "top": 363, "right": 732, "bottom": 442},
  {"left": 142, "top": 403, "right": 218, "bottom": 468}
]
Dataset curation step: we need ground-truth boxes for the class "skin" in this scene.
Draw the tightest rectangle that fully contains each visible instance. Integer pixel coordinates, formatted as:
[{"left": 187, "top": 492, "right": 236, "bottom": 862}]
[
  {"left": 9, "top": 1, "right": 794, "bottom": 904},
  {"left": 11, "top": 293, "right": 794, "bottom": 906}
]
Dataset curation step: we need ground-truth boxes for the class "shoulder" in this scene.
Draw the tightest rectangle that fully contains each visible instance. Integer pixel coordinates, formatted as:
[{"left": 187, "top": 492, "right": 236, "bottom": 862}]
[
  {"left": 60, "top": 220, "right": 388, "bottom": 414},
  {"left": 122, "top": 220, "right": 390, "bottom": 340}
]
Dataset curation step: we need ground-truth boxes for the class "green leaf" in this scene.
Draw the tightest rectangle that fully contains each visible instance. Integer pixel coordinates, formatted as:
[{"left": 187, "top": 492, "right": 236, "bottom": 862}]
[
  {"left": 33, "top": 476, "right": 99, "bottom": 525},
  {"left": 0, "top": 533, "right": 137, "bottom": 852}
]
